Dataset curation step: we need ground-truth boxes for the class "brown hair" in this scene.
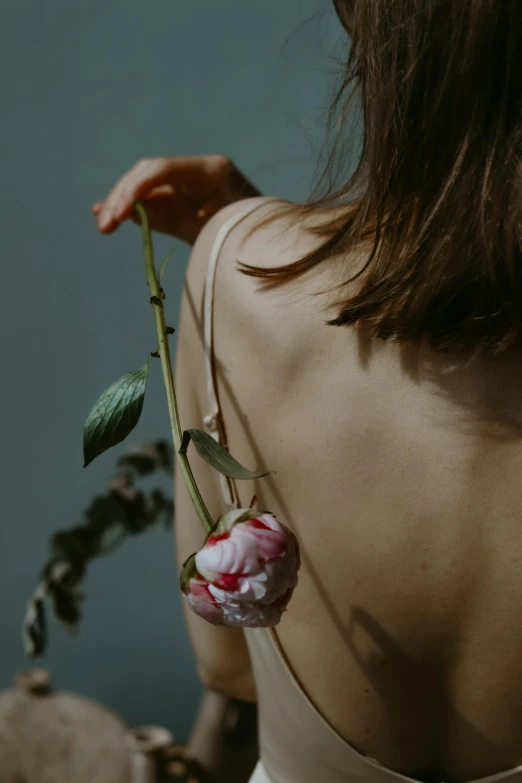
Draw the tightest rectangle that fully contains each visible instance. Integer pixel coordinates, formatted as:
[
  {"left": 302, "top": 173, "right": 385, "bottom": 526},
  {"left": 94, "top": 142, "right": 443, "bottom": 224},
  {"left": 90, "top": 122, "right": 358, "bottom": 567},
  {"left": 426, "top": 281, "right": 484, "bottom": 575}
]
[{"left": 237, "top": 0, "right": 522, "bottom": 356}]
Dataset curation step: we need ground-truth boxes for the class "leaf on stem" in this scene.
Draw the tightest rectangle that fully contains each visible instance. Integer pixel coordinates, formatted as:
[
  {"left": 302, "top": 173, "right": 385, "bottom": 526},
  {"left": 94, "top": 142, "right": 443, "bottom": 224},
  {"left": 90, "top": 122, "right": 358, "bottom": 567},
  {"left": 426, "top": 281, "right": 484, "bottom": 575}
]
[
  {"left": 158, "top": 246, "right": 176, "bottom": 281},
  {"left": 83, "top": 359, "right": 151, "bottom": 467},
  {"left": 180, "top": 552, "right": 198, "bottom": 593},
  {"left": 183, "top": 428, "right": 272, "bottom": 480}
]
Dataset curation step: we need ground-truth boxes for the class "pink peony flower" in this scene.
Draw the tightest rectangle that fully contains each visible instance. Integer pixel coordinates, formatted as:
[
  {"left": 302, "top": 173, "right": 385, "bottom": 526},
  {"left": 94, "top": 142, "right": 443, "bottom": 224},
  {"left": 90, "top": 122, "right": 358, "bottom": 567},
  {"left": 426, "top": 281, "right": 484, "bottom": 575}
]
[{"left": 180, "top": 499, "right": 300, "bottom": 627}]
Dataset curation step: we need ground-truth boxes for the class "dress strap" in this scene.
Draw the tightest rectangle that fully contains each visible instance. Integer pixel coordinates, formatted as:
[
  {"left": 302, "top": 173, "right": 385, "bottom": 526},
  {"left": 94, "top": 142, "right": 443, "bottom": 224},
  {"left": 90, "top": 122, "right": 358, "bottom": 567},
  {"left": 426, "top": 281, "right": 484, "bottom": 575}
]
[{"left": 202, "top": 197, "right": 280, "bottom": 510}]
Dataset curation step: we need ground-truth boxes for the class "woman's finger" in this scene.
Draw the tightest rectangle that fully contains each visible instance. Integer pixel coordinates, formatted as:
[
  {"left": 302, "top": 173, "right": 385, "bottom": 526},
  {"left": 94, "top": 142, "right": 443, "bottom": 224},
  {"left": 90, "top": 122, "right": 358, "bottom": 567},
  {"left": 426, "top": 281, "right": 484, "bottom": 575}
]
[
  {"left": 94, "top": 155, "right": 235, "bottom": 236},
  {"left": 115, "top": 182, "right": 176, "bottom": 225},
  {"left": 128, "top": 189, "right": 206, "bottom": 244},
  {"left": 98, "top": 155, "right": 225, "bottom": 229},
  {"left": 99, "top": 158, "right": 192, "bottom": 226},
  {"left": 94, "top": 185, "right": 172, "bottom": 234},
  {"left": 97, "top": 158, "right": 166, "bottom": 228},
  {"left": 112, "top": 160, "right": 178, "bottom": 219},
  {"left": 196, "top": 195, "right": 221, "bottom": 219}
]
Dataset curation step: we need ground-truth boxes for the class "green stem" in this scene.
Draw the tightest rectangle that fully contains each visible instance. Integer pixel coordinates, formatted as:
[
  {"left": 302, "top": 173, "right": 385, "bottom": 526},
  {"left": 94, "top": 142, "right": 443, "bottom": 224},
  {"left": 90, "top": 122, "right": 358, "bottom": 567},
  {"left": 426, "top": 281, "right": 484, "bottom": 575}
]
[{"left": 134, "top": 200, "right": 214, "bottom": 535}]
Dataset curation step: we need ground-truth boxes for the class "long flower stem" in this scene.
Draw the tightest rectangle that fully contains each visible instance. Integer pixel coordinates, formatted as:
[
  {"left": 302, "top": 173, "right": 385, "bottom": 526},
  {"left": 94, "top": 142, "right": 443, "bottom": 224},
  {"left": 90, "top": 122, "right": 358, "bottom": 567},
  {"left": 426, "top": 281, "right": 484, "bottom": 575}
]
[{"left": 134, "top": 200, "right": 214, "bottom": 535}]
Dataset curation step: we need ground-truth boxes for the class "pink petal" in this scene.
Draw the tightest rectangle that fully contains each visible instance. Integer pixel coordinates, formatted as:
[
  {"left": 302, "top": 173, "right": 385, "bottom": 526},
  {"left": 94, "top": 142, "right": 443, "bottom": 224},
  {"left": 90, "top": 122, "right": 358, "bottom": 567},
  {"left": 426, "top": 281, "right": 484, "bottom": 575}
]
[
  {"left": 234, "top": 522, "right": 285, "bottom": 562},
  {"left": 196, "top": 531, "right": 260, "bottom": 578},
  {"left": 185, "top": 579, "right": 224, "bottom": 625}
]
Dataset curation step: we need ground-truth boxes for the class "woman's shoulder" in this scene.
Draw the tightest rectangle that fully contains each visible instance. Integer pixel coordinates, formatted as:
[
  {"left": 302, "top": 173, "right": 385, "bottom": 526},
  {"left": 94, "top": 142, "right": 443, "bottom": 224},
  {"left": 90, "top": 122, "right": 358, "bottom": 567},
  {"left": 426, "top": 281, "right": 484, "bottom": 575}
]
[
  {"left": 190, "top": 195, "right": 287, "bottom": 263},
  {"left": 178, "top": 196, "right": 299, "bottom": 393},
  {"left": 184, "top": 195, "right": 304, "bottom": 337},
  {"left": 182, "top": 195, "right": 288, "bottom": 312},
  {"left": 182, "top": 194, "right": 362, "bottom": 382},
  {"left": 210, "top": 197, "right": 325, "bottom": 332},
  {"left": 190, "top": 194, "right": 348, "bottom": 280}
]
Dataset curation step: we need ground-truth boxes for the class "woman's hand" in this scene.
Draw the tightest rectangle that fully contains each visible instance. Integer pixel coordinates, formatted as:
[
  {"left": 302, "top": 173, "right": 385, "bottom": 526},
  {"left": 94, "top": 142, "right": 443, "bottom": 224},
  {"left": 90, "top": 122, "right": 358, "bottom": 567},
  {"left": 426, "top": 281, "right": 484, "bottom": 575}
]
[{"left": 91, "top": 154, "right": 261, "bottom": 246}]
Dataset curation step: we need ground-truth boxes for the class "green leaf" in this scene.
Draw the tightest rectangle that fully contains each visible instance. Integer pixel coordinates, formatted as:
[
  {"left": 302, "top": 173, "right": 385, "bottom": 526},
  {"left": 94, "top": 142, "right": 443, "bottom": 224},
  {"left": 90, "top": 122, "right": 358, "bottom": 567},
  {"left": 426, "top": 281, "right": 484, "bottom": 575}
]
[
  {"left": 158, "top": 246, "right": 176, "bottom": 281},
  {"left": 184, "top": 428, "right": 272, "bottom": 480},
  {"left": 83, "top": 359, "right": 151, "bottom": 468},
  {"left": 180, "top": 552, "right": 197, "bottom": 593}
]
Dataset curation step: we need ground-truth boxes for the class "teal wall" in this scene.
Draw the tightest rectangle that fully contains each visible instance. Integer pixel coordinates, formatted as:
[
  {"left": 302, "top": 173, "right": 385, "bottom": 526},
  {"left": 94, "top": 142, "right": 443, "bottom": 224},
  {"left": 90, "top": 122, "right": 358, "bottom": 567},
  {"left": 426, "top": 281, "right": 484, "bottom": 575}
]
[{"left": 0, "top": 0, "right": 344, "bottom": 739}]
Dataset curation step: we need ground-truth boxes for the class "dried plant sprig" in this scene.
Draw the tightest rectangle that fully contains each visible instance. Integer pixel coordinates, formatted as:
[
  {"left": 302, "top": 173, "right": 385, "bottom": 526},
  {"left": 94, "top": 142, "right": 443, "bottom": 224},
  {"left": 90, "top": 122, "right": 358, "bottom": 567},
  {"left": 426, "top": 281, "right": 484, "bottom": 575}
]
[{"left": 23, "top": 440, "right": 173, "bottom": 658}]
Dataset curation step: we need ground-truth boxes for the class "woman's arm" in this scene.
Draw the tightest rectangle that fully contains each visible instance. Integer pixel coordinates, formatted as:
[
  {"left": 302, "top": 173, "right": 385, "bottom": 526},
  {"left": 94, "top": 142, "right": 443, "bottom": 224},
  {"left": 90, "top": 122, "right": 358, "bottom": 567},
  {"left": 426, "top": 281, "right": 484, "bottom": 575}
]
[{"left": 173, "top": 202, "right": 265, "bottom": 702}]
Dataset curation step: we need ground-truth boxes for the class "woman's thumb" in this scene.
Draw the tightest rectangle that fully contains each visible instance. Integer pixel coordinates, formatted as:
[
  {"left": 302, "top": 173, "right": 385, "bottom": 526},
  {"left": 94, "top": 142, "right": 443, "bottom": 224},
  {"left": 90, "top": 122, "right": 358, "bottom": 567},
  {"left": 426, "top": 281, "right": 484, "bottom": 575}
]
[{"left": 196, "top": 188, "right": 225, "bottom": 220}]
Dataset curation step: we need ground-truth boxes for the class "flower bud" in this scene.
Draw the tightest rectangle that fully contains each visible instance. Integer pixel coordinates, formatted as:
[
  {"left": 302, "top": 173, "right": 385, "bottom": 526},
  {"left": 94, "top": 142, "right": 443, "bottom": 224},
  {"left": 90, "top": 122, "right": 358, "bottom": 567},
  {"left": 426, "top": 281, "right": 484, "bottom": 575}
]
[{"left": 180, "top": 504, "right": 300, "bottom": 627}]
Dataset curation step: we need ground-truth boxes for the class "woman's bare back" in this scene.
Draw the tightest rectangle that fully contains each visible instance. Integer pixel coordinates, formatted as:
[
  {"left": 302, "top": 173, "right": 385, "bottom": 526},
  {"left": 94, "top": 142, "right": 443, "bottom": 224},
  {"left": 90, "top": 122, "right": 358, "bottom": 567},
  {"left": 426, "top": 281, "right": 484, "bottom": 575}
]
[{"left": 205, "top": 198, "right": 522, "bottom": 783}]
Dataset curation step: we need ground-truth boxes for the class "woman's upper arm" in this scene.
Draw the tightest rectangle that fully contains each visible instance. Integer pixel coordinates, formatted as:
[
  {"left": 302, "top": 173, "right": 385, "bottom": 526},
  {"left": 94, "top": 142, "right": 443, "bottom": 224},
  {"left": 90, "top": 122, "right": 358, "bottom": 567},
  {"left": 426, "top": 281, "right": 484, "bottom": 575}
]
[{"left": 172, "top": 200, "right": 264, "bottom": 698}]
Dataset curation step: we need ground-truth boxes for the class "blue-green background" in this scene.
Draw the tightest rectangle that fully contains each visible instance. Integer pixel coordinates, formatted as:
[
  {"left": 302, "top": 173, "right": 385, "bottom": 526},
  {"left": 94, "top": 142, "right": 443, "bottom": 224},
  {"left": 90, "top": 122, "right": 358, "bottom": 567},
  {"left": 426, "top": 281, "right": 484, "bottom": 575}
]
[{"left": 0, "top": 0, "right": 345, "bottom": 740}]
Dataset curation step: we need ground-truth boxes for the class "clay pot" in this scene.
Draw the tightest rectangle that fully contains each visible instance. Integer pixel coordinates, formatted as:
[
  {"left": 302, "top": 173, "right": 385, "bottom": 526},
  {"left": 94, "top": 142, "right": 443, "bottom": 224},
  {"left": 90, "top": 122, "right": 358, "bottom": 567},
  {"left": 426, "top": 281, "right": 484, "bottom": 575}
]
[{"left": 0, "top": 668, "right": 131, "bottom": 783}]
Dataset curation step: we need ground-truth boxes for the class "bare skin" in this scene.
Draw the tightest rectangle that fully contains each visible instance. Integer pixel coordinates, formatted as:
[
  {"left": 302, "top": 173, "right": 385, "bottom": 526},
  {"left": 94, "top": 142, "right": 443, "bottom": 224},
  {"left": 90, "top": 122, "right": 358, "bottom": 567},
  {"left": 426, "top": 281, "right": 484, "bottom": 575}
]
[
  {"left": 91, "top": 154, "right": 260, "bottom": 244},
  {"left": 95, "top": 163, "right": 522, "bottom": 783},
  {"left": 185, "top": 197, "right": 522, "bottom": 783}
]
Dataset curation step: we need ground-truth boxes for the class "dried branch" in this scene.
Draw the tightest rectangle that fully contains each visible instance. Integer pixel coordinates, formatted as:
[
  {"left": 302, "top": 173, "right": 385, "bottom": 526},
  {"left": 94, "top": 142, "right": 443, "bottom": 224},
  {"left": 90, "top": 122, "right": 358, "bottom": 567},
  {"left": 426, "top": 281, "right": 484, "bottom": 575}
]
[{"left": 23, "top": 440, "right": 174, "bottom": 658}]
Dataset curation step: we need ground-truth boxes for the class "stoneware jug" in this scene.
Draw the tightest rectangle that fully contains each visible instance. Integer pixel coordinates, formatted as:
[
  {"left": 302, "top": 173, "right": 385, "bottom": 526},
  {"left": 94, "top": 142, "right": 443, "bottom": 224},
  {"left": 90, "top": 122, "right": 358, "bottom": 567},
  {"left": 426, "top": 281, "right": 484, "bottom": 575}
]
[{"left": 0, "top": 668, "right": 131, "bottom": 783}]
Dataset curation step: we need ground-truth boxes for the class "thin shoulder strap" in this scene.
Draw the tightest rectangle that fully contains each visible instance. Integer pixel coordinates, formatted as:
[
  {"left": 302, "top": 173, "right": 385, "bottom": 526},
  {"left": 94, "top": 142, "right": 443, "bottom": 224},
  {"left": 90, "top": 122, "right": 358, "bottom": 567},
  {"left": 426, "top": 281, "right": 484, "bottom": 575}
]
[{"left": 202, "top": 197, "right": 279, "bottom": 509}]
